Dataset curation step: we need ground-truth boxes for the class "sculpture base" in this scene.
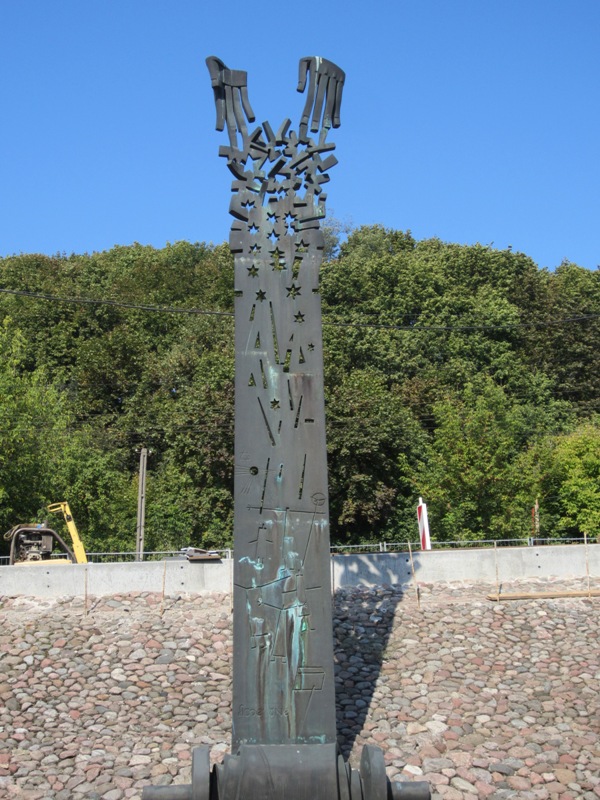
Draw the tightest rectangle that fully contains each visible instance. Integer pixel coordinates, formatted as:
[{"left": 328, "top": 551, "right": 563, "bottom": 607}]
[{"left": 142, "top": 743, "right": 430, "bottom": 800}]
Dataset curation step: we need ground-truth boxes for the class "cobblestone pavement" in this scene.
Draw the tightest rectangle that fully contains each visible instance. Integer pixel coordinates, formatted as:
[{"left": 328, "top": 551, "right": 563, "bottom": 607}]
[{"left": 0, "top": 577, "right": 599, "bottom": 800}]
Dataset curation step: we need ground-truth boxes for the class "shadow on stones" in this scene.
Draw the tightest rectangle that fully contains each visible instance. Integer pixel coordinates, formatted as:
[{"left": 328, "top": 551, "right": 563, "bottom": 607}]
[{"left": 332, "top": 553, "right": 418, "bottom": 758}]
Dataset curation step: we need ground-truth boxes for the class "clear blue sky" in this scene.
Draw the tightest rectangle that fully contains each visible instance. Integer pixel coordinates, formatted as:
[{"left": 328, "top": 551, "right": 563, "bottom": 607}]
[{"left": 2, "top": 0, "right": 599, "bottom": 271}]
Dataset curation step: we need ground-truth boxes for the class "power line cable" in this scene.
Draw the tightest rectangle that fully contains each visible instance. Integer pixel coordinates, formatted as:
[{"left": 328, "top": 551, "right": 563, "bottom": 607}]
[
  {"left": 322, "top": 313, "right": 600, "bottom": 332},
  {"left": 0, "top": 288, "right": 234, "bottom": 319},
  {"left": 1, "top": 286, "right": 599, "bottom": 331}
]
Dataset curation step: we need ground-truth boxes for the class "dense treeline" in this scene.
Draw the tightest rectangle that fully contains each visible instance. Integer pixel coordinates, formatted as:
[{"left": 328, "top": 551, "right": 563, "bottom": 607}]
[{"left": 1, "top": 227, "right": 599, "bottom": 554}]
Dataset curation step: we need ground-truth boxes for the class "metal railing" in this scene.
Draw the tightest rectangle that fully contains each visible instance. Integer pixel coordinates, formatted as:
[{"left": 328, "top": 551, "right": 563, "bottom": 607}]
[
  {"left": 86, "top": 550, "right": 182, "bottom": 563},
  {"left": 329, "top": 543, "right": 394, "bottom": 555},
  {"left": 1, "top": 538, "right": 594, "bottom": 567},
  {"left": 431, "top": 538, "right": 527, "bottom": 549},
  {"left": 85, "top": 549, "right": 233, "bottom": 563},
  {"left": 330, "top": 537, "right": 592, "bottom": 554},
  {"left": 329, "top": 539, "right": 527, "bottom": 554},
  {"left": 0, "top": 549, "right": 233, "bottom": 566}
]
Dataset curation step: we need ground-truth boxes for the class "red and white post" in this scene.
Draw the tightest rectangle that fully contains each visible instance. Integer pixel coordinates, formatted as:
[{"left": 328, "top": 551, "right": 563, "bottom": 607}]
[{"left": 417, "top": 497, "right": 431, "bottom": 550}]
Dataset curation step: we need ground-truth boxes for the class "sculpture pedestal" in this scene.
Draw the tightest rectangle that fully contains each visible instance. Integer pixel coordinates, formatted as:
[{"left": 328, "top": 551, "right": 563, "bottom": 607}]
[{"left": 143, "top": 744, "right": 431, "bottom": 800}]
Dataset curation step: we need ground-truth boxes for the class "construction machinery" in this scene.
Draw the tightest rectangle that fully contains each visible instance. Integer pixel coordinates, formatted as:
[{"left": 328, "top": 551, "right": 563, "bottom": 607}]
[{"left": 3, "top": 501, "right": 87, "bottom": 565}]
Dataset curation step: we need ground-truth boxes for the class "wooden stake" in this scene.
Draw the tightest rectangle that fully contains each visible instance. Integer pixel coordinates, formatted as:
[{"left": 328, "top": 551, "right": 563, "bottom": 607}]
[
  {"left": 488, "top": 590, "right": 600, "bottom": 601},
  {"left": 160, "top": 559, "right": 167, "bottom": 616},
  {"left": 408, "top": 541, "right": 421, "bottom": 609},
  {"left": 84, "top": 567, "right": 88, "bottom": 617},
  {"left": 494, "top": 541, "right": 500, "bottom": 600},
  {"left": 584, "top": 531, "right": 591, "bottom": 598}
]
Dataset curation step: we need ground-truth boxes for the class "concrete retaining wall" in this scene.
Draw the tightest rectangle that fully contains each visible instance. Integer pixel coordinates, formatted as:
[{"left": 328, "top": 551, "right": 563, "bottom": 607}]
[
  {"left": 0, "top": 559, "right": 232, "bottom": 598},
  {"left": 0, "top": 544, "right": 597, "bottom": 598},
  {"left": 332, "top": 543, "right": 600, "bottom": 589}
]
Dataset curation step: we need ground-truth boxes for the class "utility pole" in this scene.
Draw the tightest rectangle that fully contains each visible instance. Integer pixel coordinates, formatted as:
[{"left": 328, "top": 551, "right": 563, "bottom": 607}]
[{"left": 135, "top": 447, "right": 147, "bottom": 561}]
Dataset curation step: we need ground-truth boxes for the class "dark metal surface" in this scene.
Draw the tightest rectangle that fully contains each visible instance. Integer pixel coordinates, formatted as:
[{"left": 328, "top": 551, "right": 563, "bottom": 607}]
[
  {"left": 143, "top": 742, "right": 431, "bottom": 800},
  {"left": 142, "top": 55, "right": 430, "bottom": 800},
  {"left": 207, "top": 53, "right": 345, "bottom": 750}
]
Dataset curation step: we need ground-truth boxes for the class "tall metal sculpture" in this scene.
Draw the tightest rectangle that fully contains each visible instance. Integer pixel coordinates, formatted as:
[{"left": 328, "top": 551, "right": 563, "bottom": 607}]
[{"left": 142, "top": 56, "right": 430, "bottom": 800}]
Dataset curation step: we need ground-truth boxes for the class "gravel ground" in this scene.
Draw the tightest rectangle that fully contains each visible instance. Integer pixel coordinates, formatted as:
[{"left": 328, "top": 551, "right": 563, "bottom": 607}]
[{"left": 0, "top": 577, "right": 599, "bottom": 800}]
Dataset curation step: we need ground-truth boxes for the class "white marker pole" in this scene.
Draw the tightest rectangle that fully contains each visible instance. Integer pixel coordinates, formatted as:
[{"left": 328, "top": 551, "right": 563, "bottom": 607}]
[{"left": 417, "top": 497, "right": 431, "bottom": 550}]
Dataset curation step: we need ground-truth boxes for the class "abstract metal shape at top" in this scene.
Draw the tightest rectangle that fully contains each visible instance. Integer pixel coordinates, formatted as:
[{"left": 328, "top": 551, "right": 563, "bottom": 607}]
[{"left": 142, "top": 56, "right": 430, "bottom": 800}]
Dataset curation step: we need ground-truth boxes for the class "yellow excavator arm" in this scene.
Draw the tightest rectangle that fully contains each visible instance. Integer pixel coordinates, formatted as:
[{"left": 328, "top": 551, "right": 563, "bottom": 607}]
[{"left": 47, "top": 502, "right": 88, "bottom": 564}]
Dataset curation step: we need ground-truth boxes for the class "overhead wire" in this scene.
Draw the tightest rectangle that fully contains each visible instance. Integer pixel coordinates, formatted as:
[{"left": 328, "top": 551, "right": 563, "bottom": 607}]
[
  {"left": 0, "top": 287, "right": 233, "bottom": 319},
  {"left": 1, "top": 285, "right": 597, "bottom": 439},
  {"left": 0, "top": 286, "right": 599, "bottom": 331}
]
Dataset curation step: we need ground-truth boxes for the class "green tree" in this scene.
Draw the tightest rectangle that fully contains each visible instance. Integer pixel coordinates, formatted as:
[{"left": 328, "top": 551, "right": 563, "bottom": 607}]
[
  {"left": 0, "top": 232, "right": 596, "bottom": 552},
  {"left": 0, "top": 322, "right": 69, "bottom": 539},
  {"left": 417, "top": 378, "right": 570, "bottom": 541},
  {"left": 518, "top": 421, "right": 600, "bottom": 541},
  {"left": 326, "top": 368, "right": 426, "bottom": 542},
  {"left": 531, "top": 262, "right": 600, "bottom": 416}
]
